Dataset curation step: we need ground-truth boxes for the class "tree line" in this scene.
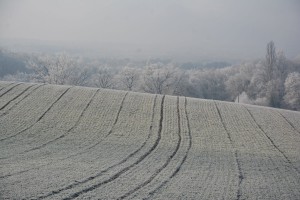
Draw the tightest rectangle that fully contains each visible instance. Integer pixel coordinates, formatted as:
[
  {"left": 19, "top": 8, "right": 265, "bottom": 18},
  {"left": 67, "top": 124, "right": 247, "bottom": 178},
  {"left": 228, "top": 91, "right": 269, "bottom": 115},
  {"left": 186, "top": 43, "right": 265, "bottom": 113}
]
[{"left": 1, "top": 41, "right": 300, "bottom": 110}]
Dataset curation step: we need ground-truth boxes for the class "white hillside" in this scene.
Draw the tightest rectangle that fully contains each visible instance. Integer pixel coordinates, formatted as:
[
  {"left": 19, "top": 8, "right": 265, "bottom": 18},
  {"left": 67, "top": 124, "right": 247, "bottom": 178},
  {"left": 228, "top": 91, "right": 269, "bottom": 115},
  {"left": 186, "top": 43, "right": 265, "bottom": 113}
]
[{"left": 0, "top": 81, "right": 300, "bottom": 200}]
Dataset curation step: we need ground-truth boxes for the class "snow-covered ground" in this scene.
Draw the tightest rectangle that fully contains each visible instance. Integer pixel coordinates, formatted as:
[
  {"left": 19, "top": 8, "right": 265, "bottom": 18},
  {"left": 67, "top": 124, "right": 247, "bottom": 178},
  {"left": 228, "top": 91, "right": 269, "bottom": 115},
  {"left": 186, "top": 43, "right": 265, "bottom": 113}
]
[{"left": 0, "top": 81, "right": 299, "bottom": 199}]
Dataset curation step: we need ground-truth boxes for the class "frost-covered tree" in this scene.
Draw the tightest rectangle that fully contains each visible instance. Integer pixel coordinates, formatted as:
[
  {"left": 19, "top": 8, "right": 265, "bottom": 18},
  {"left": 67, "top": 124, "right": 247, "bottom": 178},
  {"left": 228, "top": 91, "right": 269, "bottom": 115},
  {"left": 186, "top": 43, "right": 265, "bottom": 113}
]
[
  {"left": 27, "top": 54, "right": 51, "bottom": 83},
  {"left": 141, "top": 66, "right": 175, "bottom": 94},
  {"left": 118, "top": 67, "right": 140, "bottom": 91},
  {"left": 68, "top": 67, "right": 91, "bottom": 86},
  {"left": 225, "top": 64, "right": 251, "bottom": 102},
  {"left": 249, "top": 41, "right": 286, "bottom": 107},
  {"left": 27, "top": 53, "right": 91, "bottom": 86},
  {"left": 140, "top": 65, "right": 190, "bottom": 95},
  {"left": 284, "top": 72, "right": 300, "bottom": 110},
  {"left": 92, "top": 68, "right": 115, "bottom": 89},
  {"left": 264, "top": 41, "right": 277, "bottom": 82},
  {"left": 27, "top": 53, "right": 75, "bottom": 85},
  {"left": 171, "top": 70, "right": 192, "bottom": 96},
  {"left": 191, "top": 69, "right": 229, "bottom": 100},
  {"left": 3, "top": 46, "right": 300, "bottom": 111}
]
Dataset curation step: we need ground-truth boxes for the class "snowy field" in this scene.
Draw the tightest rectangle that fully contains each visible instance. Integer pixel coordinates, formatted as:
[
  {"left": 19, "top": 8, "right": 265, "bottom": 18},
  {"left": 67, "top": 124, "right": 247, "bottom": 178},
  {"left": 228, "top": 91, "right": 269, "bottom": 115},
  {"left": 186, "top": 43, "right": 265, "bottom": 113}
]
[{"left": 0, "top": 81, "right": 300, "bottom": 200}]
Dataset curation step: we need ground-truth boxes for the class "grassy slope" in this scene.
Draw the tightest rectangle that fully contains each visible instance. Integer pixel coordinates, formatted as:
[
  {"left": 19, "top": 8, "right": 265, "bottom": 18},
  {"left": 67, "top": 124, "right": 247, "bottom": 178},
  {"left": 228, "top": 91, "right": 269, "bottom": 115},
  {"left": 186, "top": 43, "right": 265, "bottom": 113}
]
[{"left": 0, "top": 81, "right": 299, "bottom": 200}]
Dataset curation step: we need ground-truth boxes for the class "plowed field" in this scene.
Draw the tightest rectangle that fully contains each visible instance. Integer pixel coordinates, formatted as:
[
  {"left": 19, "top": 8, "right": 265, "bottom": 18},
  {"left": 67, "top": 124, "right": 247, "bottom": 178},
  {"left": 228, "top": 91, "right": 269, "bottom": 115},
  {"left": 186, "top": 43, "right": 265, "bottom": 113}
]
[{"left": 0, "top": 81, "right": 300, "bottom": 199}]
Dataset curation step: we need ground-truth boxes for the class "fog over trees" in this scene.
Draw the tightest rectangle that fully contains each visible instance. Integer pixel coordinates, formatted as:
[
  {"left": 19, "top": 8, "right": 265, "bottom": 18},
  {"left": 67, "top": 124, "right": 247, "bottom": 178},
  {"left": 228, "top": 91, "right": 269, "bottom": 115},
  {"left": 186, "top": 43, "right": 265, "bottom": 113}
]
[{"left": 1, "top": 41, "right": 300, "bottom": 110}]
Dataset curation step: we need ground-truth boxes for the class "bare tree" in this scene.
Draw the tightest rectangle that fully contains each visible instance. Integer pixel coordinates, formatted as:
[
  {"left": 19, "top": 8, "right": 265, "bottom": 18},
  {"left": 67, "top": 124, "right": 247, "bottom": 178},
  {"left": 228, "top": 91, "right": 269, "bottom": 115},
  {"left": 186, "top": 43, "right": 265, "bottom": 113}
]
[
  {"left": 119, "top": 67, "right": 140, "bottom": 91},
  {"left": 141, "top": 66, "right": 175, "bottom": 94},
  {"left": 169, "top": 70, "right": 191, "bottom": 96},
  {"left": 68, "top": 67, "right": 91, "bottom": 86},
  {"left": 93, "top": 68, "right": 115, "bottom": 89}
]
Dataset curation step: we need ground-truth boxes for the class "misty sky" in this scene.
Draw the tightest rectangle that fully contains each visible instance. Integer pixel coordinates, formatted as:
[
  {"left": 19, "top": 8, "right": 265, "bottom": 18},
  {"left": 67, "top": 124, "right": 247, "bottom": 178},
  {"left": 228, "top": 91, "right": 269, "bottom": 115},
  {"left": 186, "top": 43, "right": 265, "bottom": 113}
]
[{"left": 0, "top": 0, "right": 300, "bottom": 61}]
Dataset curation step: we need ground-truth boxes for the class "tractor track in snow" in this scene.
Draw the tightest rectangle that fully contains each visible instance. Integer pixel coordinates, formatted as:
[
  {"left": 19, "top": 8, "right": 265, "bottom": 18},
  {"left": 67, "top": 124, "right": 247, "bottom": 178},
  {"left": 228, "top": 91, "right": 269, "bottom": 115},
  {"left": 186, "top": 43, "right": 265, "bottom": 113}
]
[
  {"left": 0, "top": 88, "right": 98, "bottom": 172},
  {"left": 19, "top": 89, "right": 100, "bottom": 154},
  {"left": 0, "top": 91, "right": 130, "bottom": 179},
  {"left": 115, "top": 96, "right": 182, "bottom": 200},
  {"left": 276, "top": 110, "right": 300, "bottom": 135},
  {"left": 61, "top": 91, "right": 129, "bottom": 160},
  {"left": 214, "top": 101, "right": 244, "bottom": 200},
  {"left": 0, "top": 82, "right": 16, "bottom": 93},
  {"left": 55, "top": 95, "right": 165, "bottom": 200},
  {"left": 0, "top": 87, "right": 72, "bottom": 143},
  {"left": 34, "top": 95, "right": 163, "bottom": 200},
  {"left": 244, "top": 106, "right": 300, "bottom": 174},
  {"left": 1, "top": 81, "right": 300, "bottom": 200},
  {"left": 0, "top": 84, "right": 45, "bottom": 118},
  {"left": 143, "top": 97, "right": 193, "bottom": 200},
  {"left": 0, "top": 83, "right": 23, "bottom": 98},
  {"left": 0, "top": 84, "right": 36, "bottom": 111}
]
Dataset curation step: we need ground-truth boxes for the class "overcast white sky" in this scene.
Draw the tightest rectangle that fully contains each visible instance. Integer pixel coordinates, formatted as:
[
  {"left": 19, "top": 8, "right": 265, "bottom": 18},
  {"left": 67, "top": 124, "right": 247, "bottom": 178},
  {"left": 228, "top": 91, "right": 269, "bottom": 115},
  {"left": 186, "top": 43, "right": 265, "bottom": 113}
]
[{"left": 0, "top": 0, "right": 300, "bottom": 61}]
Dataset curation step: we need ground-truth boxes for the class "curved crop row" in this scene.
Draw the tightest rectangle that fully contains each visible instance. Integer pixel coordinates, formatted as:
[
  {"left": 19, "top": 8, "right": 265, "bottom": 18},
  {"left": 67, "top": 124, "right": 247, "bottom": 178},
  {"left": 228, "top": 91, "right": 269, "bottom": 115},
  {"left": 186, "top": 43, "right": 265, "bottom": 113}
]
[
  {"left": 0, "top": 81, "right": 14, "bottom": 90},
  {"left": 149, "top": 99, "right": 238, "bottom": 200},
  {"left": 0, "top": 82, "right": 22, "bottom": 98},
  {"left": 0, "top": 81, "right": 299, "bottom": 200},
  {"left": 0, "top": 84, "right": 45, "bottom": 118},
  {"left": 244, "top": 105, "right": 300, "bottom": 173},
  {"left": 216, "top": 102, "right": 300, "bottom": 199},
  {"left": 33, "top": 93, "right": 158, "bottom": 199},
  {"left": 0, "top": 83, "right": 36, "bottom": 111},
  {"left": 0, "top": 84, "right": 69, "bottom": 141}
]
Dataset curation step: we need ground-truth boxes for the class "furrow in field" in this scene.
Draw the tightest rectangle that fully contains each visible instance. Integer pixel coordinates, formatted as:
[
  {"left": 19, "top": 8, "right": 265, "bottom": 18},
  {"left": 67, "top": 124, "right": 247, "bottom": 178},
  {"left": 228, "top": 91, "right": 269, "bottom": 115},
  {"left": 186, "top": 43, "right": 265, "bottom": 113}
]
[
  {"left": 33, "top": 94, "right": 160, "bottom": 200},
  {"left": 0, "top": 84, "right": 45, "bottom": 117},
  {"left": 0, "top": 82, "right": 16, "bottom": 93},
  {"left": 31, "top": 89, "right": 127, "bottom": 161},
  {"left": 126, "top": 98, "right": 237, "bottom": 200},
  {"left": 244, "top": 105, "right": 300, "bottom": 173},
  {"left": 277, "top": 110, "right": 300, "bottom": 134},
  {"left": 21, "top": 89, "right": 100, "bottom": 154},
  {"left": 0, "top": 86, "right": 97, "bottom": 168},
  {"left": 63, "top": 96, "right": 186, "bottom": 200},
  {"left": 0, "top": 90, "right": 148, "bottom": 199},
  {"left": 113, "top": 96, "right": 182, "bottom": 200},
  {"left": 0, "top": 90, "right": 126, "bottom": 178},
  {"left": 0, "top": 83, "right": 36, "bottom": 111},
  {"left": 48, "top": 95, "right": 165, "bottom": 200},
  {"left": 1, "top": 81, "right": 299, "bottom": 199},
  {"left": 0, "top": 87, "right": 113, "bottom": 178},
  {"left": 0, "top": 82, "right": 22, "bottom": 98},
  {"left": 0, "top": 87, "right": 71, "bottom": 142},
  {"left": 0, "top": 168, "right": 32, "bottom": 179},
  {"left": 134, "top": 98, "right": 237, "bottom": 200},
  {"left": 0, "top": 88, "right": 114, "bottom": 198},
  {"left": 216, "top": 102, "right": 300, "bottom": 199},
  {"left": 214, "top": 102, "right": 243, "bottom": 200},
  {"left": 0, "top": 85, "right": 70, "bottom": 141},
  {"left": 0, "top": 81, "right": 14, "bottom": 90},
  {"left": 64, "top": 91, "right": 129, "bottom": 158},
  {"left": 140, "top": 97, "right": 192, "bottom": 200},
  {"left": 31, "top": 91, "right": 130, "bottom": 167}
]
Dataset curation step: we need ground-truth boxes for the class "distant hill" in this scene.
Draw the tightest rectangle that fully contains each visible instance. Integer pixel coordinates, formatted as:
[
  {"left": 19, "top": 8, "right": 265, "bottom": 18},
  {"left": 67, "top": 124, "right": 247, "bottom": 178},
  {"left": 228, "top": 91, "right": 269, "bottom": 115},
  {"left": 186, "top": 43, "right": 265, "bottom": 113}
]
[{"left": 0, "top": 81, "right": 299, "bottom": 199}]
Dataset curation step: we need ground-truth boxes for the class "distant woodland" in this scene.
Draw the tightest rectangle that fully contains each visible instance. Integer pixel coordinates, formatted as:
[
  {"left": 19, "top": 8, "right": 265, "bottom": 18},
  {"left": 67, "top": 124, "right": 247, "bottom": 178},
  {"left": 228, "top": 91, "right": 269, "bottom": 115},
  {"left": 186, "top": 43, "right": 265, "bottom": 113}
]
[{"left": 1, "top": 41, "right": 300, "bottom": 110}]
